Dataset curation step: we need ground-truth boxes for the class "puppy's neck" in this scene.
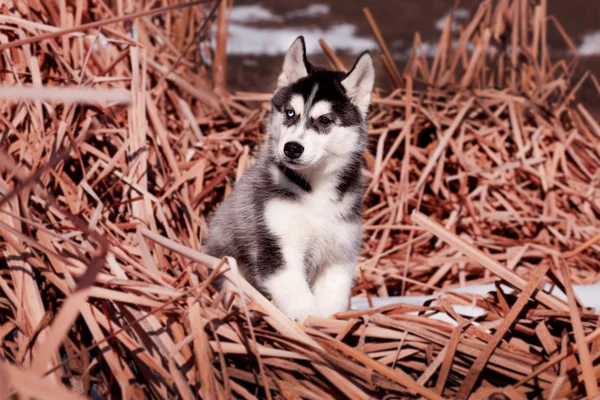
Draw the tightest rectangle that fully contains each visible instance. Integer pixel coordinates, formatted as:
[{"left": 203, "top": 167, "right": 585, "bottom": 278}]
[{"left": 276, "top": 163, "right": 312, "bottom": 192}]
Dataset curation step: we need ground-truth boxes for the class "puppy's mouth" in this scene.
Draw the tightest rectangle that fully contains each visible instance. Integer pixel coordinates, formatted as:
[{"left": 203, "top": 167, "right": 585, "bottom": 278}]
[
  {"left": 281, "top": 159, "right": 310, "bottom": 170},
  {"left": 277, "top": 152, "right": 313, "bottom": 170}
]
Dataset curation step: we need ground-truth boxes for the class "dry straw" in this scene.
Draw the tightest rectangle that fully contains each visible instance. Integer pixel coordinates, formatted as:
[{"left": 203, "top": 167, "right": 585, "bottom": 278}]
[{"left": 0, "top": 0, "right": 599, "bottom": 398}]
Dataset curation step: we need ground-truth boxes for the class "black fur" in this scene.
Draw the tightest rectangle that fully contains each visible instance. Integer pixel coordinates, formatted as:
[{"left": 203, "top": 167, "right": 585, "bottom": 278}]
[
  {"left": 336, "top": 151, "right": 365, "bottom": 221},
  {"left": 277, "top": 163, "right": 312, "bottom": 192},
  {"left": 272, "top": 68, "right": 362, "bottom": 131}
]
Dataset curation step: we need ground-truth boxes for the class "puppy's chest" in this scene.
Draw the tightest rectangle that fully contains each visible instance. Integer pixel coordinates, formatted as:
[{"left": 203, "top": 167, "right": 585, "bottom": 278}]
[{"left": 264, "top": 191, "right": 359, "bottom": 262}]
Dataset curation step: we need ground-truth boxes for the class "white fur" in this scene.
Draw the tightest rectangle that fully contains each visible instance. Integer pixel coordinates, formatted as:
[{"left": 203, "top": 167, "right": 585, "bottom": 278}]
[
  {"left": 341, "top": 53, "right": 375, "bottom": 114},
  {"left": 277, "top": 38, "right": 308, "bottom": 88},
  {"left": 313, "top": 262, "right": 355, "bottom": 316},
  {"left": 263, "top": 177, "right": 360, "bottom": 321},
  {"left": 309, "top": 100, "right": 331, "bottom": 119},
  {"left": 289, "top": 94, "right": 304, "bottom": 116}
]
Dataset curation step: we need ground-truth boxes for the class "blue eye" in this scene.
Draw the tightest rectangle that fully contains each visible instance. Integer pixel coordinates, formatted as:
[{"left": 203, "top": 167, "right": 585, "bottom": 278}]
[{"left": 285, "top": 109, "right": 295, "bottom": 118}]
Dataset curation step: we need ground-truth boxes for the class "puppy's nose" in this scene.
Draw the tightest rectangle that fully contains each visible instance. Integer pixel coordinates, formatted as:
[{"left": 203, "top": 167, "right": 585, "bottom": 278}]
[{"left": 284, "top": 142, "right": 304, "bottom": 160}]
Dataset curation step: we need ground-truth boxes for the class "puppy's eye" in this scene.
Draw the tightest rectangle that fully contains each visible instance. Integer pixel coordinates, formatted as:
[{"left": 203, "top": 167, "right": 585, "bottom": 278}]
[
  {"left": 319, "top": 116, "right": 332, "bottom": 125},
  {"left": 285, "top": 109, "right": 295, "bottom": 118}
]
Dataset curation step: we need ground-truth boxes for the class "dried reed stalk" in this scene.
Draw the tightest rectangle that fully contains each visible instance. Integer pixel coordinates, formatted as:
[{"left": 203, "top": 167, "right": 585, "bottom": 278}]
[{"left": 0, "top": 0, "right": 599, "bottom": 398}]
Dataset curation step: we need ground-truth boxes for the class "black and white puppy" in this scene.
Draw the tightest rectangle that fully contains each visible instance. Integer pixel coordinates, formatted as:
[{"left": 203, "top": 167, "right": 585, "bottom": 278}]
[{"left": 206, "top": 36, "right": 374, "bottom": 322}]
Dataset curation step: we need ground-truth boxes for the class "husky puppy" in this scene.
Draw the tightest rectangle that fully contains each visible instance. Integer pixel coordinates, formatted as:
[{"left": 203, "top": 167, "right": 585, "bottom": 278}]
[{"left": 205, "top": 36, "right": 374, "bottom": 322}]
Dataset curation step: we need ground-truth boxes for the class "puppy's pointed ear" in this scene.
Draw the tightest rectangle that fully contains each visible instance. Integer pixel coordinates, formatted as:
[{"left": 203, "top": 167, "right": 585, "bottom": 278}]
[
  {"left": 277, "top": 36, "right": 310, "bottom": 88},
  {"left": 341, "top": 52, "right": 375, "bottom": 114}
]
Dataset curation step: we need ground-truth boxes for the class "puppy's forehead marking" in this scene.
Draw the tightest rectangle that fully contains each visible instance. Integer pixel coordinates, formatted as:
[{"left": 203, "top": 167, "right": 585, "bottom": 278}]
[
  {"left": 305, "top": 83, "right": 319, "bottom": 111},
  {"left": 309, "top": 101, "right": 332, "bottom": 118},
  {"left": 290, "top": 95, "right": 304, "bottom": 114}
]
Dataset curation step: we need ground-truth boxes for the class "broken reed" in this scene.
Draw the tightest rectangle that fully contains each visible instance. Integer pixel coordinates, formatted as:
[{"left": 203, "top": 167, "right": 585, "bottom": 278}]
[{"left": 0, "top": 0, "right": 599, "bottom": 399}]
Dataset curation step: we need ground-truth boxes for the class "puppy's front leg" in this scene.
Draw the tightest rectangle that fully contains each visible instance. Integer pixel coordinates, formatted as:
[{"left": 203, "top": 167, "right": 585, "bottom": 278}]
[
  {"left": 313, "top": 263, "right": 355, "bottom": 317},
  {"left": 263, "top": 267, "right": 319, "bottom": 322},
  {"left": 263, "top": 199, "right": 319, "bottom": 321}
]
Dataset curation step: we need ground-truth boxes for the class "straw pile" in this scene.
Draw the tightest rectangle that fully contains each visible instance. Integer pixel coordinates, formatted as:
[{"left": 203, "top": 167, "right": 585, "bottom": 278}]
[{"left": 0, "top": 0, "right": 599, "bottom": 398}]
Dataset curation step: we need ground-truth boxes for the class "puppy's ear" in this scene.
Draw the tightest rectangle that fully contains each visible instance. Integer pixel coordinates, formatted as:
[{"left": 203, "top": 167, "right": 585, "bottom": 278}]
[
  {"left": 277, "top": 36, "right": 310, "bottom": 88},
  {"left": 341, "top": 52, "right": 375, "bottom": 114}
]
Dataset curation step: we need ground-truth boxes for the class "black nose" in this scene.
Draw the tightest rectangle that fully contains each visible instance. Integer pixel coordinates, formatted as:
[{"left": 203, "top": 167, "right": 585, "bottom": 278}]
[{"left": 284, "top": 142, "right": 304, "bottom": 160}]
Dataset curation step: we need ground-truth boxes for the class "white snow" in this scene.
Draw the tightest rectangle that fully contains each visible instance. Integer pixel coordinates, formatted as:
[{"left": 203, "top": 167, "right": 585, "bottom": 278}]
[
  {"left": 579, "top": 31, "right": 600, "bottom": 56},
  {"left": 351, "top": 281, "right": 600, "bottom": 327},
  {"left": 286, "top": 4, "right": 330, "bottom": 19},
  {"left": 230, "top": 4, "right": 330, "bottom": 23},
  {"left": 394, "top": 39, "right": 476, "bottom": 61},
  {"left": 226, "top": 23, "right": 376, "bottom": 56},
  {"left": 230, "top": 5, "right": 283, "bottom": 23},
  {"left": 389, "top": 7, "right": 472, "bottom": 61},
  {"left": 434, "top": 8, "right": 471, "bottom": 32},
  {"left": 223, "top": 4, "right": 374, "bottom": 56}
]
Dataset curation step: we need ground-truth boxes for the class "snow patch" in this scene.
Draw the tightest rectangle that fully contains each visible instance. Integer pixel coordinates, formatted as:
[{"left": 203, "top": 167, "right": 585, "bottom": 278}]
[
  {"left": 286, "top": 4, "right": 330, "bottom": 19},
  {"left": 434, "top": 8, "right": 471, "bottom": 32},
  {"left": 226, "top": 23, "right": 376, "bottom": 55},
  {"left": 579, "top": 31, "right": 600, "bottom": 55},
  {"left": 352, "top": 281, "right": 600, "bottom": 327},
  {"left": 229, "top": 4, "right": 330, "bottom": 23},
  {"left": 230, "top": 5, "right": 283, "bottom": 23},
  {"left": 224, "top": 4, "right": 371, "bottom": 56}
]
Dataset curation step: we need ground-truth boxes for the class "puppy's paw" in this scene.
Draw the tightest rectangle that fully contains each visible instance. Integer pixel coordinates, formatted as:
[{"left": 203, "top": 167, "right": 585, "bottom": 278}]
[{"left": 278, "top": 298, "right": 320, "bottom": 323}]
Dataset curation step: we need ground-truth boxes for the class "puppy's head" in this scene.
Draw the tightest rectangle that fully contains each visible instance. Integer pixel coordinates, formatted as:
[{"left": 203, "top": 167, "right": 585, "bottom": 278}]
[{"left": 269, "top": 36, "right": 374, "bottom": 172}]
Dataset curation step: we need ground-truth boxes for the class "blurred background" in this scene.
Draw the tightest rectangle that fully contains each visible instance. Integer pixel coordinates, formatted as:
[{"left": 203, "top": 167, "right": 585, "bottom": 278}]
[{"left": 224, "top": 0, "right": 600, "bottom": 108}]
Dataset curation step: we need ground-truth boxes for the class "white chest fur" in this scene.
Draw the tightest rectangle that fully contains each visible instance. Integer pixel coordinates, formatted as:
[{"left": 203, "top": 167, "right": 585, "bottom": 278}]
[
  {"left": 264, "top": 184, "right": 360, "bottom": 273},
  {"left": 261, "top": 184, "right": 360, "bottom": 320}
]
